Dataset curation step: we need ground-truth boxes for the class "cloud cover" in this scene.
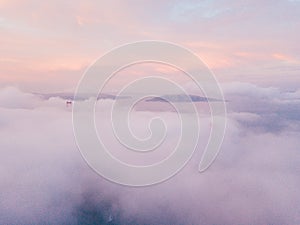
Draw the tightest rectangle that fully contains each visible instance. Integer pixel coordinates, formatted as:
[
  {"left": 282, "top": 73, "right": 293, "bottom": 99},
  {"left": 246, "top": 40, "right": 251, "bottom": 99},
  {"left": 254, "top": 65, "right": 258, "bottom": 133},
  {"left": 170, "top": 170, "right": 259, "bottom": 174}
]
[{"left": 0, "top": 83, "right": 300, "bottom": 224}]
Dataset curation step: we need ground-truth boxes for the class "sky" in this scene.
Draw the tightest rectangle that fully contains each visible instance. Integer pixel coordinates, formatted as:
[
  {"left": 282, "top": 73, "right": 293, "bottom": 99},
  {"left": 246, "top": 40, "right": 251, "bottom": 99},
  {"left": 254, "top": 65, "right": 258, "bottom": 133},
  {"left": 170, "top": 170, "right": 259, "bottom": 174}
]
[
  {"left": 0, "top": 0, "right": 300, "bottom": 92},
  {"left": 1, "top": 1, "right": 300, "bottom": 224}
]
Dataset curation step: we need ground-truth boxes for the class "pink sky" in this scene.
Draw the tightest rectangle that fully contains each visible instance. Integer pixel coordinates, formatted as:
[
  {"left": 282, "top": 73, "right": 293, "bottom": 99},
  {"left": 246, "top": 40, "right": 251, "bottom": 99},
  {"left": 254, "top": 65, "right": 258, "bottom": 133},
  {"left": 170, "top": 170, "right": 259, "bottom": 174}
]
[{"left": 0, "top": 0, "right": 300, "bottom": 92}]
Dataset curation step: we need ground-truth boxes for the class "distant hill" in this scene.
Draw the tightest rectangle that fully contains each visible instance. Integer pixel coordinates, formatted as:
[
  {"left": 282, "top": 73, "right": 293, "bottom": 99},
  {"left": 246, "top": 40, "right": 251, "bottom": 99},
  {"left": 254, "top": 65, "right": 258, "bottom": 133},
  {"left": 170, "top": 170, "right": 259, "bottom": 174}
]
[
  {"left": 34, "top": 93, "right": 222, "bottom": 103},
  {"left": 146, "top": 94, "right": 221, "bottom": 102},
  {"left": 34, "top": 93, "right": 128, "bottom": 101}
]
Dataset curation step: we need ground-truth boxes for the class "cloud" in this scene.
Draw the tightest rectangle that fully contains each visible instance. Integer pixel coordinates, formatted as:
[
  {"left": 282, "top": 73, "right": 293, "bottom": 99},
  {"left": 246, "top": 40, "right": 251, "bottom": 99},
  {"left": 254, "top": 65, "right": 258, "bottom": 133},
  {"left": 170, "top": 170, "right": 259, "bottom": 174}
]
[
  {"left": 0, "top": 86, "right": 40, "bottom": 109},
  {"left": 221, "top": 82, "right": 300, "bottom": 132},
  {"left": 0, "top": 84, "right": 300, "bottom": 224}
]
